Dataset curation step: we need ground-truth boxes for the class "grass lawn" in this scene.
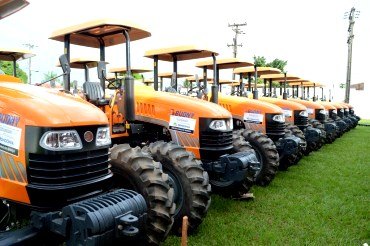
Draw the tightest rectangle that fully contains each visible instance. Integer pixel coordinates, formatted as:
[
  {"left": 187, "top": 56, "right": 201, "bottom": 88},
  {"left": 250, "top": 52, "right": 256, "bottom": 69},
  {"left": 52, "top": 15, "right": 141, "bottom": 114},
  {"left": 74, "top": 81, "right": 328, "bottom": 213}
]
[
  {"left": 164, "top": 125, "right": 370, "bottom": 245},
  {"left": 359, "top": 119, "right": 370, "bottom": 125}
]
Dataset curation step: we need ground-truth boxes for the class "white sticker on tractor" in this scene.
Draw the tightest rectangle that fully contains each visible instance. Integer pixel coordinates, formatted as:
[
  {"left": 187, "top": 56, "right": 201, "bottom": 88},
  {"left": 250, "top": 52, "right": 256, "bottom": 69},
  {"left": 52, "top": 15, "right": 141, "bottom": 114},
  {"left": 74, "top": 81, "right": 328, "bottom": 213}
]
[
  {"left": 307, "top": 108, "right": 314, "bottom": 115},
  {"left": 244, "top": 112, "right": 264, "bottom": 124},
  {"left": 169, "top": 115, "right": 196, "bottom": 134},
  {"left": 283, "top": 109, "right": 293, "bottom": 117},
  {"left": 0, "top": 123, "right": 22, "bottom": 156}
]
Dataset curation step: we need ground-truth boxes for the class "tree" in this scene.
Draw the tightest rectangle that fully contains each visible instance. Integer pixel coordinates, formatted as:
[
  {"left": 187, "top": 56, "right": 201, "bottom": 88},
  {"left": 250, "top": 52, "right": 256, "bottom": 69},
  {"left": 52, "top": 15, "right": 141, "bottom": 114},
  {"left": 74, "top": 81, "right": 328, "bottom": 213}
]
[
  {"left": 0, "top": 61, "right": 28, "bottom": 82},
  {"left": 43, "top": 71, "right": 61, "bottom": 88},
  {"left": 253, "top": 56, "right": 267, "bottom": 67},
  {"left": 183, "top": 79, "right": 191, "bottom": 89},
  {"left": 266, "top": 58, "right": 288, "bottom": 73}
]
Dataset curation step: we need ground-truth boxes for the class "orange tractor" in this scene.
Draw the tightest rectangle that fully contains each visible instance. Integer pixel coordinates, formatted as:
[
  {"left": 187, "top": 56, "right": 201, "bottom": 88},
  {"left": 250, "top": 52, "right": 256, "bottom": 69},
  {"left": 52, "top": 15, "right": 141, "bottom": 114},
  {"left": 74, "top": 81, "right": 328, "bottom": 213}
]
[
  {"left": 1, "top": 7, "right": 175, "bottom": 244},
  {"left": 257, "top": 73, "right": 323, "bottom": 156},
  {"left": 193, "top": 59, "right": 303, "bottom": 175},
  {"left": 50, "top": 22, "right": 260, "bottom": 234}
]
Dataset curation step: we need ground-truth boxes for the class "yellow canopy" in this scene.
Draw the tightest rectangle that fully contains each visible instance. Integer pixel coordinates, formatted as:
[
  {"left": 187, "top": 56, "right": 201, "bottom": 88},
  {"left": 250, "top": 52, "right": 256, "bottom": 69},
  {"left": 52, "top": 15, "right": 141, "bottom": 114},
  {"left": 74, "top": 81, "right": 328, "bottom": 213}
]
[
  {"left": 144, "top": 45, "right": 218, "bottom": 61},
  {"left": 158, "top": 72, "right": 193, "bottom": 78},
  {"left": 233, "top": 66, "right": 281, "bottom": 76},
  {"left": 208, "top": 79, "right": 240, "bottom": 85},
  {"left": 58, "top": 57, "right": 102, "bottom": 69},
  {"left": 109, "top": 67, "right": 152, "bottom": 74},
  {"left": 0, "top": 0, "right": 29, "bottom": 20},
  {"left": 260, "top": 73, "right": 300, "bottom": 81},
  {"left": 185, "top": 75, "right": 213, "bottom": 82},
  {"left": 195, "top": 58, "right": 254, "bottom": 70},
  {"left": 49, "top": 19, "right": 151, "bottom": 48},
  {"left": 0, "top": 48, "right": 35, "bottom": 61},
  {"left": 289, "top": 81, "right": 325, "bottom": 87}
]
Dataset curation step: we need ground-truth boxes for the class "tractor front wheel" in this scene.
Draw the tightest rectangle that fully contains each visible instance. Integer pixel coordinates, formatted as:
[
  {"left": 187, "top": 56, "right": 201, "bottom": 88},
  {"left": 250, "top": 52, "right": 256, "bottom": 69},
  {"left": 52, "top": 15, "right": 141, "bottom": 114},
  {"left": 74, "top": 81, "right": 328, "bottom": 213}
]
[
  {"left": 146, "top": 141, "right": 211, "bottom": 235},
  {"left": 110, "top": 144, "right": 175, "bottom": 245}
]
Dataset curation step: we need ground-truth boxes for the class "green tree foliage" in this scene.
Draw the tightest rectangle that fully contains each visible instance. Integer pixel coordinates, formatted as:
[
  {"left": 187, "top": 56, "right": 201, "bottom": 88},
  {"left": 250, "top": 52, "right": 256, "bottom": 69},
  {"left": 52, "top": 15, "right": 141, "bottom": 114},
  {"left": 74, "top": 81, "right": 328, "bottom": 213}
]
[
  {"left": 266, "top": 58, "right": 288, "bottom": 73},
  {"left": 183, "top": 79, "right": 191, "bottom": 89},
  {"left": 253, "top": 56, "right": 267, "bottom": 67},
  {"left": 43, "top": 71, "right": 61, "bottom": 87},
  {"left": 0, "top": 61, "right": 28, "bottom": 82}
]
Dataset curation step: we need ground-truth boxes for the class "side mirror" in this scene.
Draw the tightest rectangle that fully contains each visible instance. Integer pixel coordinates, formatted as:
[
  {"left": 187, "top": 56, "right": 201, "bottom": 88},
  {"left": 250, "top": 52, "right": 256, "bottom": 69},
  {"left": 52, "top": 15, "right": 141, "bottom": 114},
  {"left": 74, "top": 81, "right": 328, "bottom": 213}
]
[
  {"left": 97, "top": 61, "right": 107, "bottom": 79},
  {"left": 59, "top": 54, "right": 71, "bottom": 75}
]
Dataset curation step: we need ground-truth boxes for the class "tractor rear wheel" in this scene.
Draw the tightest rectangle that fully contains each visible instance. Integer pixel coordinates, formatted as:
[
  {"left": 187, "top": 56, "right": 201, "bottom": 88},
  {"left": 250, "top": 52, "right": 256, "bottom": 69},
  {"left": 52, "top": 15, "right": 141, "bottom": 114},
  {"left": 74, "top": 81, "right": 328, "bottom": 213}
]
[
  {"left": 110, "top": 144, "right": 175, "bottom": 245},
  {"left": 234, "top": 129, "right": 279, "bottom": 187},
  {"left": 146, "top": 141, "right": 211, "bottom": 235},
  {"left": 210, "top": 136, "right": 255, "bottom": 197},
  {"left": 286, "top": 124, "right": 306, "bottom": 162}
]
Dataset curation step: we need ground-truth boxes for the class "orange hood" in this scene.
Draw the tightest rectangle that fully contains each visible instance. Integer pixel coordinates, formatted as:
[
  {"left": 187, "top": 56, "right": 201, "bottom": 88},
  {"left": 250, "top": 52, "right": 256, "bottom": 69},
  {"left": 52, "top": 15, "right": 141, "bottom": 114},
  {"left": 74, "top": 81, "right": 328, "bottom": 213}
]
[{"left": 0, "top": 83, "right": 108, "bottom": 127}]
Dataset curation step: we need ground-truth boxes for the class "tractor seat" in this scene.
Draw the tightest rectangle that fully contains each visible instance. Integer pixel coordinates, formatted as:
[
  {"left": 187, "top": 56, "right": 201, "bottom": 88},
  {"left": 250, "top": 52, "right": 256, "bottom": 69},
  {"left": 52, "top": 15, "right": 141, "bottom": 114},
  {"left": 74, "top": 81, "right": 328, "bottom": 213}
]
[{"left": 83, "top": 82, "right": 110, "bottom": 106}]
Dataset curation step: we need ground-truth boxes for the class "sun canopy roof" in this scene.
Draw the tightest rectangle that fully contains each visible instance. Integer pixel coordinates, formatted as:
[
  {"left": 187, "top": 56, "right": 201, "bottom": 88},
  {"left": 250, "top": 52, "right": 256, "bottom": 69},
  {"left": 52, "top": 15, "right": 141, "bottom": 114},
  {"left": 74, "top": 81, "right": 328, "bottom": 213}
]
[
  {"left": 158, "top": 72, "right": 193, "bottom": 78},
  {"left": 0, "top": 48, "right": 34, "bottom": 61},
  {"left": 144, "top": 45, "right": 218, "bottom": 61},
  {"left": 260, "top": 73, "right": 300, "bottom": 81},
  {"left": 49, "top": 19, "right": 151, "bottom": 48},
  {"left": 196, "top": 58, "right": 254, "bottom": 70},
  {"left": 0, "top": 0, "right": 29, "bottom": 20},
  {"left": 233, "top": 66, "right": 281, "bottom": 76},
  {"left": 208, "top": 79, "right": 240, "bottom": 85},
  {"left": 109, "top": 67, "right": 152, "bottom": 74},
  {"left": 289, "top": 81, "right": 325, "bottom": 87},
  {"left": 185, "top": 75, "right": 213, "bottom": 82}
]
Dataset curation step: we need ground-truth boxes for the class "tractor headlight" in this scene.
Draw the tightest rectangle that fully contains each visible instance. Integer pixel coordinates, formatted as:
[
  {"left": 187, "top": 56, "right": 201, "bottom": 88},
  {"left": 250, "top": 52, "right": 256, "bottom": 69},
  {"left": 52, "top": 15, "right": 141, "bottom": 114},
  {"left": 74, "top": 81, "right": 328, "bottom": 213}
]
[
  {"left": 96, "top": 127, "right": 111, "bottom": 146},
  {"left": 332, "top": 109, "right": 337, "bottom": 114},
  {"left": 40, "top": 130, "right": 82, "bottom": 151},
  {"left": 340, "top": 109, "right": 344, "bottom": 112},
  {"left": 344, "top": 108, "right": 349, "bottom": 112},
  {"left": 299, "top": 110, "right": 308, "bottom": 117},
  {"left": 209, "top": 119, "right": 233, "bottom": 131},
  {"left": 272, "top": 114, "right": 285, "bottom": 123},
  {"left": 319, "top": 109, "right": 326, "bottom": 115}
]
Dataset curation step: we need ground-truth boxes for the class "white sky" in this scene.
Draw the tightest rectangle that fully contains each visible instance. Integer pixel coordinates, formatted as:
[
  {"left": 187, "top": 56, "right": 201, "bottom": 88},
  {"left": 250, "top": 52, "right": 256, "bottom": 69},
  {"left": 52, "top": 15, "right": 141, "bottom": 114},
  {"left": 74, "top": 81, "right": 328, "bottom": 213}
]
[{"left": 1, "top": 0, "right": 369, "bottom": 102}]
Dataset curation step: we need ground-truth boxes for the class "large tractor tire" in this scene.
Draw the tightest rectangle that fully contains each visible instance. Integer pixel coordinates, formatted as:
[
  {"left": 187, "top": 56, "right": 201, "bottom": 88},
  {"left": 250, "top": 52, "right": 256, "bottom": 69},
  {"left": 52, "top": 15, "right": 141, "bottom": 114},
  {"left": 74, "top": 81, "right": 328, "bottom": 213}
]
[
  {"left": 146, "top": 141, "right": 211, "bottom": 235},
  {"left": 286, "top": 124, "right": 306, "bottom": 161},
  {"left": 110, "top": 145, "right": 175, "bottom": 245},
  {"left": 234, "top": 129, "right": 279, "bottom": 187},
  {"left": 308, "top": 119, "right": 326, "bottom": 149},
  {"left": 210, "top": 136, "right": 255, "bottom": 198}
]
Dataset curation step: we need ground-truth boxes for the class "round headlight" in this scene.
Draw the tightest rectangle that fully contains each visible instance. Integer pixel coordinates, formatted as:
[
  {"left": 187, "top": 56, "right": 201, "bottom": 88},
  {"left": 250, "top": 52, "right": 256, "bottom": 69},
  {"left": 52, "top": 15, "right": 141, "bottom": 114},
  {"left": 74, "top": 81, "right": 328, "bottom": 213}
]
[
  {"left": 332, "top": 109, "right": 337, "bottom": 114},
  {"left": 299, "top": 110, "right": 308, "bottom": 117},
  {"left": 319, "top": 109, "right": 326, "bottom": 115},
  {"left": 209, "top": 119, "right": 233, "bottom": 131},
  {"left": 272, "top": 114, "right": 285, "bottom": 123}
]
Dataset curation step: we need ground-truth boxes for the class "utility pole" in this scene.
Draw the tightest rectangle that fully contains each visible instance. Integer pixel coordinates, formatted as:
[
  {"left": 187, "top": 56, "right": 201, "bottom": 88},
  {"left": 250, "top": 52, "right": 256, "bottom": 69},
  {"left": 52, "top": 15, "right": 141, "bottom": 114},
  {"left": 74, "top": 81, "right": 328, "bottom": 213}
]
[
  {"left": 23, "top": 43, "right": 37, "bottom": 84},
  {"left": 227, "top": 22, "right": 247, "bottom": 79},
  {"left": 344, "top": 7, "right": 360, "bottom": 103}
]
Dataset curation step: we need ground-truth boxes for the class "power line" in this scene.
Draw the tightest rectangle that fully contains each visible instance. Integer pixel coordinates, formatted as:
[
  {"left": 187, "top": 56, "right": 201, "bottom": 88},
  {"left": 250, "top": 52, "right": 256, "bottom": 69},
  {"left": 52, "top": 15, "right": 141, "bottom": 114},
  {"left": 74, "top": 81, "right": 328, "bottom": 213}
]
[
  {"left": 22, "top": 43, "right": 38, "bottom": 84},
  {"left": 227, "top": 22, "right": 247, "bottom": 80},
  {"left": 344, "top": 7, "right": 360, "bottom": 103}
]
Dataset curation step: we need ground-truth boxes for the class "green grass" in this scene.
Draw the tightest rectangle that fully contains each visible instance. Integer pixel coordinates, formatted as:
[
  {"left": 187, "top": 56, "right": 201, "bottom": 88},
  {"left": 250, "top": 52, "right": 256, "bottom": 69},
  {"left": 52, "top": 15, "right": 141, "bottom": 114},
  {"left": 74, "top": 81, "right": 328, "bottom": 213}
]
[
  {"left": 164, "top": 126, "right": 370, "bottom": 245},
  {"left": 359, "top": 119, "right": 370, "bottom": 125}
]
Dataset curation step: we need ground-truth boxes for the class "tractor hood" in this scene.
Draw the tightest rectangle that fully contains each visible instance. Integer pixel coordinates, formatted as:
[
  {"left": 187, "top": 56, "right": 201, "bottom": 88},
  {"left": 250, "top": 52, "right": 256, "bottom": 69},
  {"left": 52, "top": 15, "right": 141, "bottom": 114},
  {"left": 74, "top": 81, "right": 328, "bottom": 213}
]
[
  {"left": 135, "top": 85, "right": 231, "bottom": 119},
  {"left": 331, "top": 102, "right": 346, "bottom": 110},
  {"left": 259, "top": 97, "right": 307, "bottom": 111},
  {"left": 218, "top": 94, "right": 283, "bottom": 115},
  {"left": 288, "top": 98, "right": 324, "bottom": 115},
  {"left": 0, "top": 83, "right": 108, "bottom": 127},
  {"left": 318, "top": 101, "right": 337, "bottom": 110}
]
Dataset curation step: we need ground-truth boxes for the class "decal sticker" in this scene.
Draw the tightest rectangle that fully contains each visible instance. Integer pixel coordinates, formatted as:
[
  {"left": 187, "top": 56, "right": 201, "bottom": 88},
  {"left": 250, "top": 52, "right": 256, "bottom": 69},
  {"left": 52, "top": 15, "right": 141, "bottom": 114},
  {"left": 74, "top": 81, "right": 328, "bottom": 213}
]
[
  {"left": 170, "top": 110, "right": 194, "bottom": 118},
  {"left": 0, "top": 122, "right": 22, "bottom": 156},
  {"left": 307, "top": 108, "right": 314, "bottom": 115},
  {"left": 169, "top": 115, "right": 196, "bottom": 134},
  {"left": 244, "top": 112, "right": 264, "bottom": 124},
  {"left": 282, "top": 109, "right": 292, "bottom": 117}
]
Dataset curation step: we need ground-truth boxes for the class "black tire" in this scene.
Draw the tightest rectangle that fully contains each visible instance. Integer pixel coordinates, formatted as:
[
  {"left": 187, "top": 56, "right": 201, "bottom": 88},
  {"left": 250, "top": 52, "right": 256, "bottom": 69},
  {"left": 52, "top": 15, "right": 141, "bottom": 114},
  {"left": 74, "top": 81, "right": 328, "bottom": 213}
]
[
  {"left": 308, "top": 119, "right": 326, "bottom": 149},
  {"left": 146, "top": 141, "right": 211, "bottom": 235},
  {"left": 210, "top": 135, "right": 255, "bottom": 197},
  {"left": 110, "top": 144, "right": 175, "bottom": 245},
  {"left": 234, "top": 129, "right": 279, "bottom": 187},
  {"left": 286, "top": 124, "right": 306, "bottom": 161}
]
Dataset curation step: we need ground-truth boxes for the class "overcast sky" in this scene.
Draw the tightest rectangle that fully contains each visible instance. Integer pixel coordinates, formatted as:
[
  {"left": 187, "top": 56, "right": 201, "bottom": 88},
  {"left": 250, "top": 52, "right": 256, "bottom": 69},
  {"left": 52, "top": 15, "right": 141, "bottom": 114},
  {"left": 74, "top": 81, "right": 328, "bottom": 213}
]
[{"left": 1, "top": 0, "right": 369, "bottom": 95}]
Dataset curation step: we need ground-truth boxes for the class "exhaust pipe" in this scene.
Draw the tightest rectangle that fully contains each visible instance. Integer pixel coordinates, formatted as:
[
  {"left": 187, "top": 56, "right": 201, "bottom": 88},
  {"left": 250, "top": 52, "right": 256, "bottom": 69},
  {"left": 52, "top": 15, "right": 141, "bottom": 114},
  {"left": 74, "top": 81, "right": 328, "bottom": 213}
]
[
  {"left": 123, "top": 30, "right": 135, "bottom": 121},
  {"left": 211, "top": 53, "right": 218, "bottom": 104}
]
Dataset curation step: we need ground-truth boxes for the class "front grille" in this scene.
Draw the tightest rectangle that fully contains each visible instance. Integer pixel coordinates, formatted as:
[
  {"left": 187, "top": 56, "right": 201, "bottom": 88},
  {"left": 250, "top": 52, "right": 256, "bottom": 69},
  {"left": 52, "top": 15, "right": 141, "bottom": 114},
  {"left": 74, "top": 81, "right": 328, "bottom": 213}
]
[
  {"left": 28, "top": 148, "right": 110, "bottom": 186},
  {"left": 344, "top": 111, "right": 349, "bottom": 117},
  {"left": 315, "top": 109, "right": 326, "bottom": 122},
  {"left": 200, "top": 130, "right": 233, "bottom": 149},
  {"left": 294, "top": 110, "right": 308, "bottom": 127},
  {"left": 337, "top": 110, "right": 344, "bottom": 118},
  {"left": 265, "top": 114, "right": 285, "bottom": 140}
]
